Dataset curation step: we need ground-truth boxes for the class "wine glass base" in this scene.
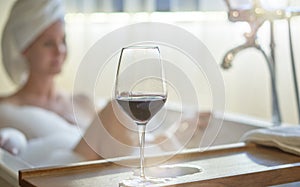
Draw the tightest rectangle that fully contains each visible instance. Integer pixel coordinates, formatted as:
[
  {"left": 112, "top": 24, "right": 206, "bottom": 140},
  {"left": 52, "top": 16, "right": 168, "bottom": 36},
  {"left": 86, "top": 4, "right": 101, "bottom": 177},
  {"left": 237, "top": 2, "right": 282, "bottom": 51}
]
[
  {"left": 119, "top": 176, "right": 170, "bottom": 187},
  {"left": 120, "top": 165, "right": 202, "bottom": 186}
]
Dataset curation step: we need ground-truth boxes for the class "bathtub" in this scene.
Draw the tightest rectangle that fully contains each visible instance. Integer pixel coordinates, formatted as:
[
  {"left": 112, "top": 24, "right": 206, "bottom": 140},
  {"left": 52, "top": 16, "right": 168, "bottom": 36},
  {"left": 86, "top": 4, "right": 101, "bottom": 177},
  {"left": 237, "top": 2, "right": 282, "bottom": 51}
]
[
  {"left": 0, "top": 149, "right": 31, "bottom": 187},
  {"left": 0, "top": 112, "right": 272, "bottom": 187}
]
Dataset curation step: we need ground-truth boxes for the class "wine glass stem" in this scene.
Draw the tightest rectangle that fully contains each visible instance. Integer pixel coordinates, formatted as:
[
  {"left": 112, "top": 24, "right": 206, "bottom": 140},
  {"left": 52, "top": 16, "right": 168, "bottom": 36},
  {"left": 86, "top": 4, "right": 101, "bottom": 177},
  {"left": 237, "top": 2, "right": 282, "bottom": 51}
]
[{"left": 137, "top": 124, "right": 146, "bottom": 179}]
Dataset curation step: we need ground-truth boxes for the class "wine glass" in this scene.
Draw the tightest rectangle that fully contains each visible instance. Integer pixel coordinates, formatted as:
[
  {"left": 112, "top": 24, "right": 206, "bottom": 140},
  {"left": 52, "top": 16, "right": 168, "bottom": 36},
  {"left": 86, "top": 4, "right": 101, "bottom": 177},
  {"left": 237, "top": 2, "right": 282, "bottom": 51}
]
[{"left": 115, "top": 45, "right": 167, "bottom": 186}]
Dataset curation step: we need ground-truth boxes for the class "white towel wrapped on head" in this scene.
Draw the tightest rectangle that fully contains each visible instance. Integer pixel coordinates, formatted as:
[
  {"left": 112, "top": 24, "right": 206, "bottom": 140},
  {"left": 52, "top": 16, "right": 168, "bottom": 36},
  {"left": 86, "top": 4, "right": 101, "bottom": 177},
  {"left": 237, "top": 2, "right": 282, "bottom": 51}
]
[
  {"left": 241, "top": 126, "right": 300, "bottom": 156},
  {"left": 1, "top": 0, "right": 65, "bottom": 85}
]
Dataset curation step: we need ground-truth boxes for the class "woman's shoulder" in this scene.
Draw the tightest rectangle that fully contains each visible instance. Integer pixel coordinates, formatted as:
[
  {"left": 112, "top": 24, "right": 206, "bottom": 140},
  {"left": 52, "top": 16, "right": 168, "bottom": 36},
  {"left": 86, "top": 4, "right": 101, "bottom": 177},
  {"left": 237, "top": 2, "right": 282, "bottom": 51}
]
[
  {"left": 0, "top": 95, "right": 8, "bottom": 102},
  {"left": 0, "top": 95, "right": 23, "bottom": 116},
  {"left": 0, "top": 94, "right": 19, "bottom": 106},
  {"left": 0, "top": 95, "right": 12, "bottom": 105}
]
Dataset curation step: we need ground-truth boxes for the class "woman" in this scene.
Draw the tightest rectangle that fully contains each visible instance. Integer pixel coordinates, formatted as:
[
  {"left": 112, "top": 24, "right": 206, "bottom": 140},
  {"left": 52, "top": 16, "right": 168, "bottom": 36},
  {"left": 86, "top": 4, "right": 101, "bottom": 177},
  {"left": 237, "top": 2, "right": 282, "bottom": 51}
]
[{"left": 0, "top": 0, "right": 136, "bottom": 166}]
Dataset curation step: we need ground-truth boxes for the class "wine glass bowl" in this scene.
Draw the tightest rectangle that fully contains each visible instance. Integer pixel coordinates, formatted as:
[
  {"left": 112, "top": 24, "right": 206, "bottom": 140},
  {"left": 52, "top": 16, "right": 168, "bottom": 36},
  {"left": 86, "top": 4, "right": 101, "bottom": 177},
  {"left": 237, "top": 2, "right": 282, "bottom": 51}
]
[{"left": 114, "top": 45, "right": 167, "bottom": 186}]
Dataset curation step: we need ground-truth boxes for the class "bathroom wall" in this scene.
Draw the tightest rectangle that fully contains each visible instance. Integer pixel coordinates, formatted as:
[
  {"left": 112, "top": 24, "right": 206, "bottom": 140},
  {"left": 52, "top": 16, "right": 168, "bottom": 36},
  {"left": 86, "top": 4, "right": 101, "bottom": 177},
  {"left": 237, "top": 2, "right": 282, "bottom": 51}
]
[{"left": 0, "top": 1, "right": 299, "bottom": 124}]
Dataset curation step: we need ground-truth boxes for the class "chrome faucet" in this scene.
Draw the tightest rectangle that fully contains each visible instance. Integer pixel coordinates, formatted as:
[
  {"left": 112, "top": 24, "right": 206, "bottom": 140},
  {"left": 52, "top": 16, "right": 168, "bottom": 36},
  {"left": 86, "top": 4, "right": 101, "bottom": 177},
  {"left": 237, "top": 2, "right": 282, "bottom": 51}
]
[{"left": 222, "top": 0, "right": 286, "bottom": 126}]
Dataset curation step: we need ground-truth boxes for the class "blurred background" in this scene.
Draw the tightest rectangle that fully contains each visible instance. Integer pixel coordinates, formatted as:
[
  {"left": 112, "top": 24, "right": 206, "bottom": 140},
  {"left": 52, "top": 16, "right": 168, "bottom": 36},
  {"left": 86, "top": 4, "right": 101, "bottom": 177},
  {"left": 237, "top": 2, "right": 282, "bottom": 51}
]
[{"left": 0, "top": 0, "right": 300, "bottom": 124}]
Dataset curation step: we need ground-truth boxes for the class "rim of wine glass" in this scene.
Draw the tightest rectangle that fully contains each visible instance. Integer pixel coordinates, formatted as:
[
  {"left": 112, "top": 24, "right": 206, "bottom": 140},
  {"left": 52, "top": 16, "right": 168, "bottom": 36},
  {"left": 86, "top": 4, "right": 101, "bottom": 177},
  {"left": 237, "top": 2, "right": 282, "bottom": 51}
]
[{"left": 122, "top": 45, "right": 160, "bottom": 50}]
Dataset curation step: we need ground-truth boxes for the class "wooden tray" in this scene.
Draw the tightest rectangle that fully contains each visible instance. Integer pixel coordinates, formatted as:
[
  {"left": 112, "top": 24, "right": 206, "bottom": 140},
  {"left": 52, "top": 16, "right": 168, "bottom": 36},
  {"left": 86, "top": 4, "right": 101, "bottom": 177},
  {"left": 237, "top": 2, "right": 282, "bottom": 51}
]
[{"left": 19, "top": 143, "right": 300, "bottom": 187}]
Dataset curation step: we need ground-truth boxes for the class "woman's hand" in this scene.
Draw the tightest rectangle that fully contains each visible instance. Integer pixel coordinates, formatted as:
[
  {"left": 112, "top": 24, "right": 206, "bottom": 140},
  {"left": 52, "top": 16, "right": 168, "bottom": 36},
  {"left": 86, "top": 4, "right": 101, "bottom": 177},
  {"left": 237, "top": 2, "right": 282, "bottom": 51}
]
[{"left": 0, "top": 128, "right": 28, "bottom": 155}]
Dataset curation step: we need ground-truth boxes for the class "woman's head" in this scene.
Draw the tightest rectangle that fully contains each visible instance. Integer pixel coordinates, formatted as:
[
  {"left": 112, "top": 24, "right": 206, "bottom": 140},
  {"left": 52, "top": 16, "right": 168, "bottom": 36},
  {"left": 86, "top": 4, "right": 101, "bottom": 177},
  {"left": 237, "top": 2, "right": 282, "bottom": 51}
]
[
  {"left": 23, "top": 20, "right": 67, "bottom": 78},
  {"left": 1, "top": 0, "right": 65, "bottom": 85}
]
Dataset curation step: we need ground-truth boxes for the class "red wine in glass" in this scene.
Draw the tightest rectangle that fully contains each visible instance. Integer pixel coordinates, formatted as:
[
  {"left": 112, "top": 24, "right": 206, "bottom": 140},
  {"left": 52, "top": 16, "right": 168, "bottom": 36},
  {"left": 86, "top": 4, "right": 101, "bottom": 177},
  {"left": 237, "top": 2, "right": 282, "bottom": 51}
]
[{"left": 116, "top": 94, "right": 166, "bottom": 123}]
